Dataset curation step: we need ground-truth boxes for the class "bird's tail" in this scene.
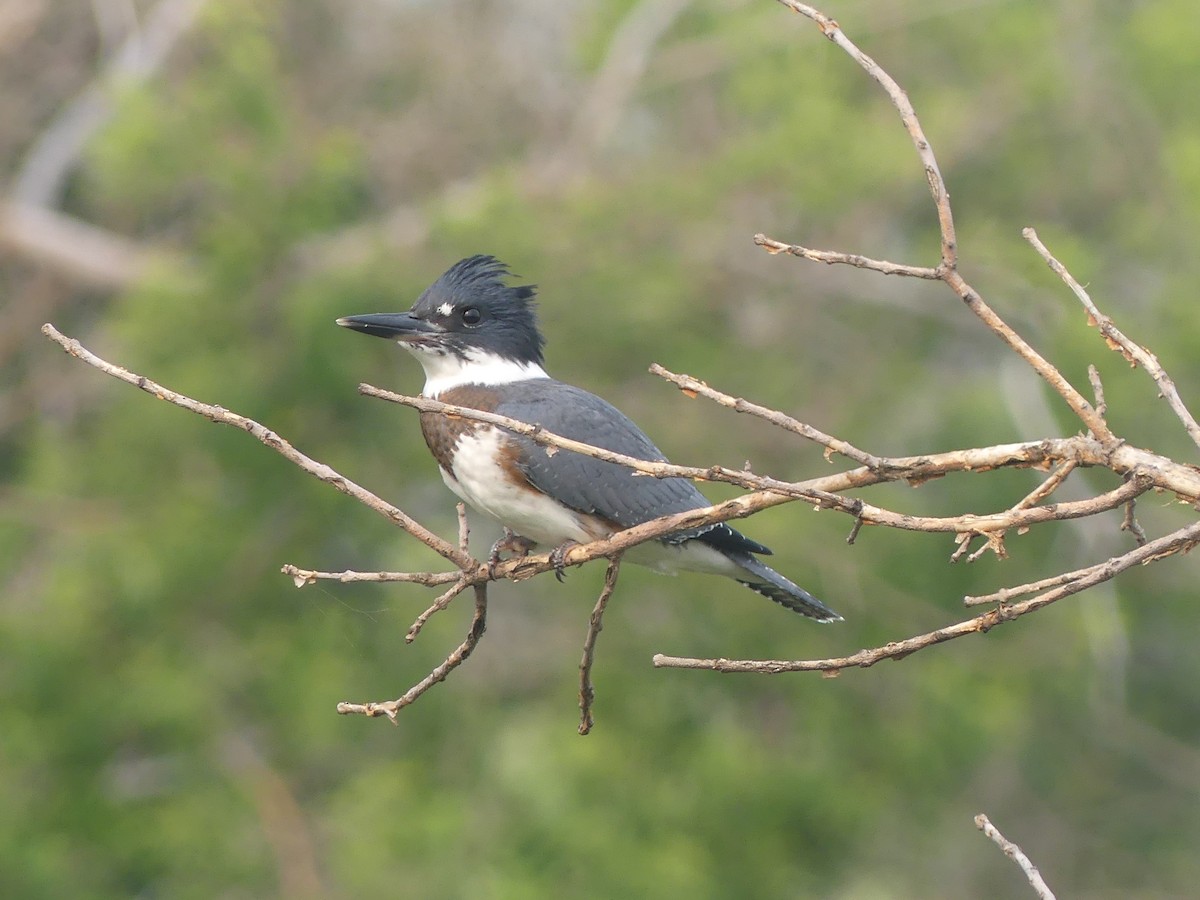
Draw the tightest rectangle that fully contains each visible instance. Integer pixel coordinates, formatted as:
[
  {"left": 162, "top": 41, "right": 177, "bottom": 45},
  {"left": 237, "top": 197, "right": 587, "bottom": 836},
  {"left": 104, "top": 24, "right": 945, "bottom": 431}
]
[{"left": 728, "top": 552, "right": 842, "bottom": 623}]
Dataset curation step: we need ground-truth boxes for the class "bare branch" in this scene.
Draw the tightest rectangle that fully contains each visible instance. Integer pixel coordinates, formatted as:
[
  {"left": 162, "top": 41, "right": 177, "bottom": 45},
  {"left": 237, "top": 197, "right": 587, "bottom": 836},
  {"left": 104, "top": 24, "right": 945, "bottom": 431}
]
[
  {"left": 963, "top": 570, "right": 1083, "bottom": 608},
  {"left": 771, "top": 1, "right": 958, "bottom": 267},
  {"left": 1121, "top": 495, "right": 1148, "bottom": 547},
  {"left": 406, "top": 580, "right": 471, "bottom": 644},
  {"left": 761, "top": 4, "right": 1115, "bottom": 447},
  {"left": 951, "top": 461, "right": 1077, "bottom": 561},
  {"left": 42, "top": 324, "right": 469, "bottom": 567},
  {"left": 456, "top": 502, "right": 470, "bottom": 554},
  {"left": 285, "top": 491, "right": 831, "bottom": 604},
  {"left": 649, "top": 363, "right": 882, "bottom": 467},
  {"left": 1088, "top": 364, "right": 1107, "bottom": 420},
  {"left": 579, "top": 556, "right": 622, "bottom": 736},
  {"left": 358, "top": 381, "right": 864, "bottom": 508},
  {"left": 965, "top": 519, "right": 1200, "bottom": 606},
  {"left": 358, "top": 382, "right": 745, "bottom": 485},
  {"left": 1024, "top": 226, "right": 1200, "bottom": 451},
  {"left": 1025, "top": 460, "right": 1078, "bottom": 507},
  {"left": 753, "top": 233, "right": 941, "bottom": 279},
  {"left": 281, "top": 565, "right": 460, "bottom": 588},
  {"left": 336, "top": 584, "right": 489, "bottom": 721},
  {"left": 654, "top": 519, "right": 1200, "bottom": 672},
  {"left": 974, "top": 814, "right": 1057, "bottom": 900},
  {"left": 945, "top": 268, "right": 1116, "bottom": 444},
  {"left": 857, "top": 473, "right": 1150, "bottom": 536}
]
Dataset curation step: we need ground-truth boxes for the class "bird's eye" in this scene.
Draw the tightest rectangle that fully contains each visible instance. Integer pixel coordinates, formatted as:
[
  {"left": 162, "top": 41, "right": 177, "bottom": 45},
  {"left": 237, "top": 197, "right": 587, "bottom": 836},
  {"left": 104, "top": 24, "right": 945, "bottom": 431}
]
[{"left": 461, "top": 307, "right": 482, "bottom": 326}]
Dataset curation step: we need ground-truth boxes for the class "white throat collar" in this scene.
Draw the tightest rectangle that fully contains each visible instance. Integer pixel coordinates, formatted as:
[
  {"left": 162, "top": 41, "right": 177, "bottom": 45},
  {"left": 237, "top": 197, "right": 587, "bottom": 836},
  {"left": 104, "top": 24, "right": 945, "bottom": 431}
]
[{"left": 405, "top": 344, "right": 550, "bottom": 397}]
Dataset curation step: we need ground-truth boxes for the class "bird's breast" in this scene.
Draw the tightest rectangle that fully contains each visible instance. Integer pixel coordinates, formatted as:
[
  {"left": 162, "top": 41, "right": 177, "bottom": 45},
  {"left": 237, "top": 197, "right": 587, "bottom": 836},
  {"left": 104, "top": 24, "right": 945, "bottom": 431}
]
[
  {"left": 436, "top": 425, "right": 608, "bottom": 547},
  {"left": 419, "top": 384, "right": 502, "bottom": 474},
  {"left": 421, "top": 386, "right": 611, "bottom": 547}
]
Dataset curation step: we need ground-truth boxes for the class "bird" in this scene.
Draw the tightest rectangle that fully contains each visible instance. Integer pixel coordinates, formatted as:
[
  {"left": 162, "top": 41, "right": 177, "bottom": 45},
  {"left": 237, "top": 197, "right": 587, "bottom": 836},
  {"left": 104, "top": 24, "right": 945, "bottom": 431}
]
[{"left": 336, "top": 255, "right": 841, "bottom": 622}]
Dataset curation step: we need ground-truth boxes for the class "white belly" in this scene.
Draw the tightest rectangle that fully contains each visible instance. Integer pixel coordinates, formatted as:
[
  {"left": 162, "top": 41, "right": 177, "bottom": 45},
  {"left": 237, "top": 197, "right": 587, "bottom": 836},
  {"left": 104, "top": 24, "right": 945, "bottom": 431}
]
[
  {"left": 441, "top": 428, "right": 601, "bottom": 547},
  {"left": 440, "top": 428, "right": 747, "bottom": 579}
]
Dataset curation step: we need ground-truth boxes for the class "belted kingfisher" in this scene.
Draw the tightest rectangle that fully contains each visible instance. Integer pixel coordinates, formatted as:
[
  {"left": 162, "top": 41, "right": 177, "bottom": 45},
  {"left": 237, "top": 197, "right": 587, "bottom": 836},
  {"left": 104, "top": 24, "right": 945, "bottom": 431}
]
[{"left": 337, "top": 255, "right": 840, "bottom": 622}]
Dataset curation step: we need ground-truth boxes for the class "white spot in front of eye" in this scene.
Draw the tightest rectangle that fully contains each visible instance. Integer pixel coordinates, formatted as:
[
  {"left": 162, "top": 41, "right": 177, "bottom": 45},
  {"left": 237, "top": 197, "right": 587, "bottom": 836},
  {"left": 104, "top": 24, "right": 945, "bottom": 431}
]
[{"left": 437, "top": 303, "right": 454, "bottom": 318}]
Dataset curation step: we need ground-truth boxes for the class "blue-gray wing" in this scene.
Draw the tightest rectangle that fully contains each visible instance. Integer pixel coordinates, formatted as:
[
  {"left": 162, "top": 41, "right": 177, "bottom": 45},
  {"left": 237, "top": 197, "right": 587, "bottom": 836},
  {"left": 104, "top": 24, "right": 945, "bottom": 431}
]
[{"left": 496, "top": 379, "right": 770, "bottom": 555}]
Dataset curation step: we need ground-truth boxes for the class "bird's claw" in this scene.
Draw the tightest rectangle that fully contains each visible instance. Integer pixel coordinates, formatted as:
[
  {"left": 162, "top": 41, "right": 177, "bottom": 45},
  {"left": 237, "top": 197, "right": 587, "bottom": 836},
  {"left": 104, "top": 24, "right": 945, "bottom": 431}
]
[
  {"left": 549, "top": 540, "right": 580, "bottom": 582},
  {"left": 488, "top": 528, "right": 535, "bottom": 578}
]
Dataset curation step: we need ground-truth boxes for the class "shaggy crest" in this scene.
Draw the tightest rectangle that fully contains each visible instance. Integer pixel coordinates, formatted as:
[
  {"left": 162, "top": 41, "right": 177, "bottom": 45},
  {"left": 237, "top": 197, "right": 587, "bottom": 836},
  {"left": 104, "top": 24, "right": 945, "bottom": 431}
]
[{"left": 412, "top": 255, "right": 544, "bottom": 364}]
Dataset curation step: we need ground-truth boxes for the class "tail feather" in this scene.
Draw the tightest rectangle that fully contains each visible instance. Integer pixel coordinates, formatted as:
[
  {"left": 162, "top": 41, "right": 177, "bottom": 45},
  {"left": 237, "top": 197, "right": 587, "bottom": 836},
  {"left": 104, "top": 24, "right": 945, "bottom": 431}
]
[{"left": 729, "top": 552, "right": 842, "bottom": 623}]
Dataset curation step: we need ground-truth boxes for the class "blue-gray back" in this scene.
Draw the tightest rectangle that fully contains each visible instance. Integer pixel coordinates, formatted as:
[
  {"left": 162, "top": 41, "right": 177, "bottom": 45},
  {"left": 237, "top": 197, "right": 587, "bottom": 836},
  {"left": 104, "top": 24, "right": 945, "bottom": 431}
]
[{"left": 496, "top": 379, "right": 771, "bottom": 556}]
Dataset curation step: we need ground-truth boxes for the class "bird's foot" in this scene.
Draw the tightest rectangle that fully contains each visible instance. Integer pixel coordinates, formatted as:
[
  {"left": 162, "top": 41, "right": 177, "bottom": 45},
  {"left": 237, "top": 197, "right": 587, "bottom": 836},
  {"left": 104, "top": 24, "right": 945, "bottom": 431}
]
[
  {"left": 549, "top": 540, "right": 580, "bottom": 582},
  {"left": 488, "top": 528, "right": 536, "bottom": 578}
]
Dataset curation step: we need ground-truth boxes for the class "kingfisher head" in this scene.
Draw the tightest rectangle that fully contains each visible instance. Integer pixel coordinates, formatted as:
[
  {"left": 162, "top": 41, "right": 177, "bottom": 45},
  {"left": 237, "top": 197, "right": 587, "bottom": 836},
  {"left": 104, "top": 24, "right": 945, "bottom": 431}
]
[{"left": 337, "top": 255, "right": 549, "bottom": 395}]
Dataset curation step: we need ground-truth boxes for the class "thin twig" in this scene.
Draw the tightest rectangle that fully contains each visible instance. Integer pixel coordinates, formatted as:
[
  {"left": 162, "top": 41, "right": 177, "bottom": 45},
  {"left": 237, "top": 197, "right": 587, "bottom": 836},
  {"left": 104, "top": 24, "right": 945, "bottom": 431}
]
[
  {"left": 406, "top": 579, "right": 471, "bottom": 644},
  {"left": 281, "top": 565, "right": 460, "bottom": 587},
  {"left": 923, "top": 475, "right": 1148, "bottom": 535},
  {"left": 950, "top": 461, "right": 1078, "bottom": 562},
  {"left": 336, "top": 583, "right": 489, "bottom": 721},
  {"left": 1024, "top": 226, "right": 1200, "bottom": 451},
  {"left": 1121, "top": 497, "right": 1147, "bottom": 547},
  {"left": 1088, "top": 364, "right": 1107, "bottom": 420},
  {"left": 945, "top": 267, "right": 1116, "bottom": 445},
  {"left": 846, "top": 508, "right": 864, "bottom": 545},
  {"left": 456, "top": 502, "right": 470, "bottom": 553},
  {"left": 961, "top": 512, "right": 1195, "bottom": 605},
  {"left": 1018, "top": 461, "right": 1078, "bottom": 511},
  {"left": 770, "top": 1, "right": 958, "bottom": 267},
  {"left": 654, "top": 519, "right": 1200, "bottom": 671},
  {"left": 964, "top": 570, "right": 1084, "bottom": 607},
  {"left": 578, "top": 556, "right": 622, "bottom": 735},
  {"left": 964, "top": 531, "right": 1007, "bottom": 563},
  {"left": 974, "top": 814, "right": 1057, "bottom": 900},
  {"left": 649, "top": 362, "right": 881, "bottom": 467},
  {"left": 753, "top": 233, "right": 941, "bottom": 279}
]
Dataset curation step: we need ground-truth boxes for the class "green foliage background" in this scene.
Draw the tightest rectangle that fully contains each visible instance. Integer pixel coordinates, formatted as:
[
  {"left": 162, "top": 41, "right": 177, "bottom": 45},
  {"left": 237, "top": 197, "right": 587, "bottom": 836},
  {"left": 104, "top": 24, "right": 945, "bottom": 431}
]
[{"left": 4, "top": 1, "right": 1200, "bottom": 897}]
